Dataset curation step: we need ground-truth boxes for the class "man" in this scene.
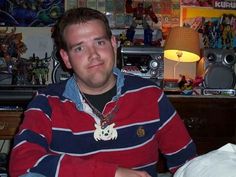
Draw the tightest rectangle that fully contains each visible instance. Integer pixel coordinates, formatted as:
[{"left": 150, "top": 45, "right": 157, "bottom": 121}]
[{"left": 9, "top": 7, "right": 196, "bottom": 177}]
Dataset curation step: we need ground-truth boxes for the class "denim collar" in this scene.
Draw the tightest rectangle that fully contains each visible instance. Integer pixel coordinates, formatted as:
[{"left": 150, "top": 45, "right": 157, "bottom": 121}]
[{"left": 63, "top": 67, "right": 124, "bottom": 110}]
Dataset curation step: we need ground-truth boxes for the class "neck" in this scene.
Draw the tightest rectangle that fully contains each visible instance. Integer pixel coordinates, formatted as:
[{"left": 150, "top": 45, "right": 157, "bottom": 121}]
[{"left": 76, "top": 75, "right": 116, "bottom": 95}]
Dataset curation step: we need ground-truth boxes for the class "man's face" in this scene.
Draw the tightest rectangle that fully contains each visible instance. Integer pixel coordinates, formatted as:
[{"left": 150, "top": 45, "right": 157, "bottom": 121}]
[{"left": 60, "top": 20, "right": 117, "bottom": 94}]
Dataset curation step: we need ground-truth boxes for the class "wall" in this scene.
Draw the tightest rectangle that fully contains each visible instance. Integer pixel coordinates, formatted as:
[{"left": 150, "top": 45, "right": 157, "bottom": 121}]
[
  {"left": 17, "top": 27, "right": 53, "bottom": 59},
  {"left": 164, "top": 59, "right": 196, "bottom": 79}
]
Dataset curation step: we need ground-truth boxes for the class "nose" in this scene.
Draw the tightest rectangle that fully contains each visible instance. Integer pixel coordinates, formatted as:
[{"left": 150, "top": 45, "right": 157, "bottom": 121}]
[{"left": 88, "top": 45, "right": 100, "bottom": 60}]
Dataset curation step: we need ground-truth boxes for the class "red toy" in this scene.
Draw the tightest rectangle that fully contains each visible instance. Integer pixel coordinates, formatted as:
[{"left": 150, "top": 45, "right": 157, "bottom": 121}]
[{"left": 125, "top": 0, "right": 158, "bottom": 45}]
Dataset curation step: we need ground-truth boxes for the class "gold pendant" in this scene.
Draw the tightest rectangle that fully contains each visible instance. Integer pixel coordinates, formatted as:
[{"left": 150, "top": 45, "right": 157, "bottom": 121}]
[{"left": 94, "top": 123, "right": 118, "bottom": 141}]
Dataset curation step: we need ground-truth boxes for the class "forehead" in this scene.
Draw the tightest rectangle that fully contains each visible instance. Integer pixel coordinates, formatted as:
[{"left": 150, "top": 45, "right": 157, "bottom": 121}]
[
  {"left": 64, "top": 20, "right": 106, "bottom": 35},
  {"left": 63, "top": 20, "right": 108, "bottom": 47}
]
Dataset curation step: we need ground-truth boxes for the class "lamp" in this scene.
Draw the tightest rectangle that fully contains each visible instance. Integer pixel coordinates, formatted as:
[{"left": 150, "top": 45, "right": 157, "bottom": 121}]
[{"left": 164, "top": 26, "right": 200, "bottom": 79}]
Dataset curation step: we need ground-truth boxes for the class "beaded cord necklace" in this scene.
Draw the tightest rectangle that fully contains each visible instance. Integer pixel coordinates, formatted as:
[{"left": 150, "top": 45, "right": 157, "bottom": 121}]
[
  {"left": 76, "top": 80, "right": 119, "bottom": 141},
  {"left": 80, "top": 90, "right": 119, "bottom": 128}
]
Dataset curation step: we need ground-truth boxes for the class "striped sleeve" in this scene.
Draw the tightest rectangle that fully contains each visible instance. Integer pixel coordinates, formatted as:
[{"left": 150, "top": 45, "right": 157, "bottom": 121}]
[
  {"left": 157, "top": 93, "right": 197, "bottom": 173},
  {"left": 9, "top": 95, "right": 118, "bottom": 177}
]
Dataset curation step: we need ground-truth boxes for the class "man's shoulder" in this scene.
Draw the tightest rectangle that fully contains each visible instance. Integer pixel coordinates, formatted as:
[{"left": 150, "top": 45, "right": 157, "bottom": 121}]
[
  {"left": 124, "top": 74, "right": 159, "bottom": 88},
  {"left": 37, "top": 80, "right": 67, "bottom": 97},
  {"left": 122, "top": 74, "right": 163, "bottom": 95}
]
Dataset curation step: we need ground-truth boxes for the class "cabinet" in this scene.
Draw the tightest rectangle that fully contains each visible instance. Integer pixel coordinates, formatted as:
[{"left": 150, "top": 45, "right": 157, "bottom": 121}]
[
  {"left": 0, "top": 95, "right": 236, "bottom": 172},
  {"left": 158, "top": 95, "right": 236, "bottom": 172},
  {"left": 0, "top": 110, "right": 22, "bottom": 140},
  {"left": 169, "top": 95, "right": 236, "bottom": 155}
]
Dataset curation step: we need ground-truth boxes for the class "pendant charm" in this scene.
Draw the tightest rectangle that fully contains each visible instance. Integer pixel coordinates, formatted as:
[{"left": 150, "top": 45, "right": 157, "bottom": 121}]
[{"left": 94, "top": 123, "right": 118, "bottom": 141}]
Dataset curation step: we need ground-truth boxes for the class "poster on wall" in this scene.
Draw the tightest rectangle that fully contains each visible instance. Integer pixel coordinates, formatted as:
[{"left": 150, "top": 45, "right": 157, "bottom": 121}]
[
  {"left": 0, "top": 0, "right": 64, "bottom": 27},
  {"left": 0, "top": 27, "right": 54, "bottom": 86},
  {"left": 180, "top": 0, "right": 213, "bottom": 7},
  {"left": 62, "top": 0, "right": 180, "bottom": 46},
  {"left": 63, "top": 0, "right": 180, "bottom": 31},
  {"left": 152, "top": 0, "right": 180, "bottom": 40},
  {"left": 213, "top": 0, "right": 236, "bottom": 10},
  {"left": 181, "top": 6, "right": 236, "bottom": 49}
]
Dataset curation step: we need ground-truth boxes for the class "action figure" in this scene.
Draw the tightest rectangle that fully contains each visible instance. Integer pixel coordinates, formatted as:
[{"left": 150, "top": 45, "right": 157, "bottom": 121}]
[{"left": 125, "top": 0, "right": 158, "bottom": 45}]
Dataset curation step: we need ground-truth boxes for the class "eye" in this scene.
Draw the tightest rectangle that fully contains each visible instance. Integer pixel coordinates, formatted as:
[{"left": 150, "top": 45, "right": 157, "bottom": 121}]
[
  {"left": 74, "top": 45, "right": 83, "bottom": 52},
  {"left": 71, "top": 44, "right": 84, "bottom": 53},
  {"left": 97, "top": 40, "right": 106, "bottom": 46}
]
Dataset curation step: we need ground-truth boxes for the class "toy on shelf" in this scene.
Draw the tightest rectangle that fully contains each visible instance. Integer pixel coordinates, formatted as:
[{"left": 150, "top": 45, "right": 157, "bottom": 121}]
[
  {"left": 0, "top": 27, "right": 27, "bottom": 85},
  {"left": 125, "top": 0, "right": 158, "bottom": 46},
  {"left": 178, "top": 74, "right": 203, "bottom": 95}
]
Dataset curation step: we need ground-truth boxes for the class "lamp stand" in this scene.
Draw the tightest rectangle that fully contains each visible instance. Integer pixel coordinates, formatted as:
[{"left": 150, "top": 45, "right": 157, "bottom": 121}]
[
  {"left": 173, "top": 60, "right": 180, "bottom": 79},
  {"left": 173, "top": 51, "right": 182, "bottom": 79}
]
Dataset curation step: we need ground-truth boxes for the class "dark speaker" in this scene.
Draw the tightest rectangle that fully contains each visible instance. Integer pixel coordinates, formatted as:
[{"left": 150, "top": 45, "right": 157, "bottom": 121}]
[{"left": 203, "top": 48, "right": 236, "bottom": 89}]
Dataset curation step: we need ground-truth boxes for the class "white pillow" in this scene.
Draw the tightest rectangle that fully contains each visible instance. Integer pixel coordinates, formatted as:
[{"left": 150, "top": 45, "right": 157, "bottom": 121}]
[{"left": 174, "top": 143, "right": 236, "bottom": 177}]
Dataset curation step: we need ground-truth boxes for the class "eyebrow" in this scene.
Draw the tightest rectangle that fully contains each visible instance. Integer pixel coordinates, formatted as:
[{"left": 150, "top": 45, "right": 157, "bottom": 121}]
[
  {"left": 69, "top": 35, "right": 110, "bottom": 50},
  {"left": 94, "top": 35, "right": 110, "bottom": 41}
]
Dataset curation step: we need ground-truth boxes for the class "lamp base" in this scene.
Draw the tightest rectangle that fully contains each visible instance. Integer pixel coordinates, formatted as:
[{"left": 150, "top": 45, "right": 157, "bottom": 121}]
[{"left": 163, "top": 78, "right": 180, "bottom": 92}]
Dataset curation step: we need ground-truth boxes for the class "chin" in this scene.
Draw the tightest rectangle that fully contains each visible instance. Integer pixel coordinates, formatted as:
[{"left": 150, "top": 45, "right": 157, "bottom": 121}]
[{"left": 88, "top": 79, "right": 107, "bottom": 88}]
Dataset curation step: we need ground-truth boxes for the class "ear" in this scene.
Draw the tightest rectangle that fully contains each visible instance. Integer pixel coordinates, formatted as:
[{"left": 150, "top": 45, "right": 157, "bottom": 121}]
[
  {"left": 111, "top": 35, "right": 117, "bottom": 52},
  {"left": 60, "top": 49, "right": 72, "bottom": 69}
]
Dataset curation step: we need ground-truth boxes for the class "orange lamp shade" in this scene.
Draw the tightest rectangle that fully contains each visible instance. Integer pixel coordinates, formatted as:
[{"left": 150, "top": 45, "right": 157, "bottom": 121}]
[{"left": 164, "top": 26, "right": 200, "bottom": 62}]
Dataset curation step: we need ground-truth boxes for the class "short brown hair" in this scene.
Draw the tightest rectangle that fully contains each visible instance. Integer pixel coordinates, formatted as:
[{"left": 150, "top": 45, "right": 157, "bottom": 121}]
[{"left": 52, "top": 7, "right": 112, "bottom": 51}]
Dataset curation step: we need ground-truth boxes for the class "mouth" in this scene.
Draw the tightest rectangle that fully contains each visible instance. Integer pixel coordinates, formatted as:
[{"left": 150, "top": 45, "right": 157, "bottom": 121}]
[{"left": 88, "top": 62, "right": 104, "bottom": 69}]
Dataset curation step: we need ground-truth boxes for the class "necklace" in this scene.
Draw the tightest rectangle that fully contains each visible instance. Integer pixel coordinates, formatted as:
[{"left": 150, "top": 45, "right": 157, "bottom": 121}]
[{"left": 79, "top": 86, "right": 119, "bottom": 141}]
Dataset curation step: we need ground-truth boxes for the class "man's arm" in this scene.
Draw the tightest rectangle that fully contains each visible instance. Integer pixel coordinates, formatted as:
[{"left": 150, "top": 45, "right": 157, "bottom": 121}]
[
  {"left": 157, "top": 93, "right": 197, "bottom": 173},
  {"left": 9, "top": 95, "right": 118, "bottom": 177}
]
